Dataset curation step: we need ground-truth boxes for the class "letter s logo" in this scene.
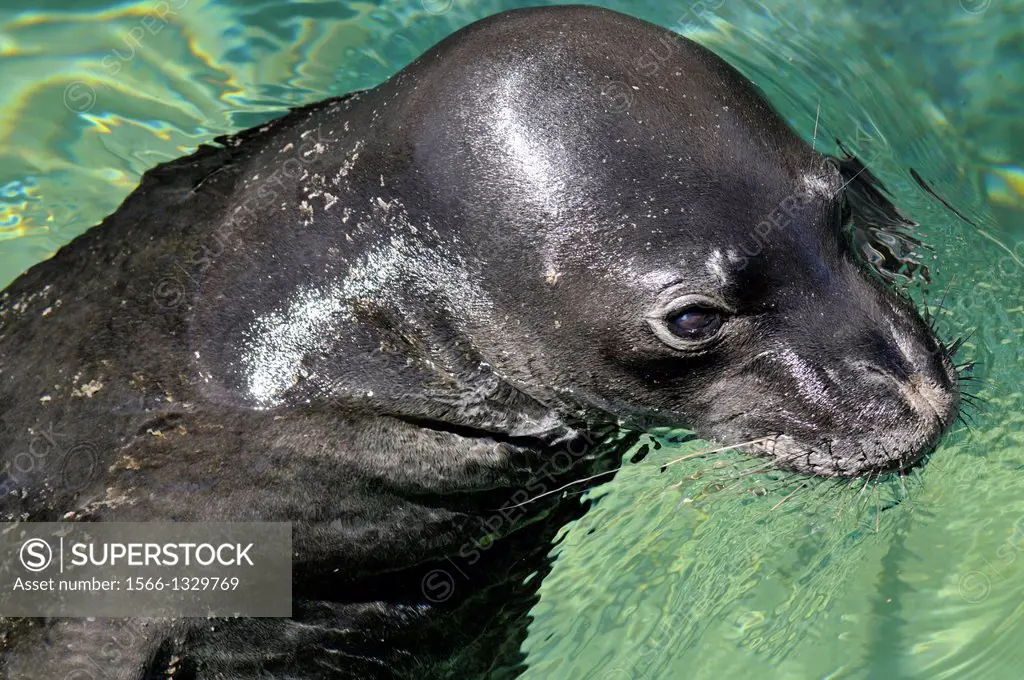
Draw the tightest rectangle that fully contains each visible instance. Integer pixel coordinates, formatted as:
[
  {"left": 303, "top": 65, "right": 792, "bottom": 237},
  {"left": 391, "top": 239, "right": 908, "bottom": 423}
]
[{"left": 20, "top": 538, "right": 53, "bottom": 572}]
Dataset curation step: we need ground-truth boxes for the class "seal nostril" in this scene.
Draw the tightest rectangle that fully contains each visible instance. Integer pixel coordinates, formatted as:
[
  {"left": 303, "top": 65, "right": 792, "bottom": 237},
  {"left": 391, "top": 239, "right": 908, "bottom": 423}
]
[
  {"left": 861, "top": 363, "right": 889, "bottom": 378},
  {"left": 867, "top": 331, "right": 911, "bottom": 381}
]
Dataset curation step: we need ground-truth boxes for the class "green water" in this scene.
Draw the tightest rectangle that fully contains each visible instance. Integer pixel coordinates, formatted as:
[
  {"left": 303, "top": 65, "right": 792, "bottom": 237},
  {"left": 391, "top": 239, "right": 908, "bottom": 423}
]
[{"left": 0, "top": 1, "right": 1021, "bottom": 678}]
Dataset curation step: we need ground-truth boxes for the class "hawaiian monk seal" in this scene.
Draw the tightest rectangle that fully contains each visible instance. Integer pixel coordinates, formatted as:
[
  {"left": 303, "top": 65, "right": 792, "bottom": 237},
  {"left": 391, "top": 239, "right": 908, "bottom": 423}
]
[{"left": 0, "top": 5, "right": 959, "bottom": 678}]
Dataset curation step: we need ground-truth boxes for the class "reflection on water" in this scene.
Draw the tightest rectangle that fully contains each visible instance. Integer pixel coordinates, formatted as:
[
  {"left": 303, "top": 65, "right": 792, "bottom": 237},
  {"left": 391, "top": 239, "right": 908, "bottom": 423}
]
[{"left": 0, "top": 1, "right": 1021, "bottom": 678}]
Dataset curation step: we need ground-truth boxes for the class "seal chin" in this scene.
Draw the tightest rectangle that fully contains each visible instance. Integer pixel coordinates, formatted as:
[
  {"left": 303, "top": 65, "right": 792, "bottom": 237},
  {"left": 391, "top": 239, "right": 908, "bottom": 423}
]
[
  {"left": 713, "top": 357, "right": 961, "bottom": 478},
  {"left": 743, "top": 427, "right": 947, "bottom": 478}
]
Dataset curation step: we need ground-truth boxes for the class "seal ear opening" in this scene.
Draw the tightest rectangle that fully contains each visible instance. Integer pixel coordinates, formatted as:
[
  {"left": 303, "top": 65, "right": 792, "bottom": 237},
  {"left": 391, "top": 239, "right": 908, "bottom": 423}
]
[{"left": 833, "top": 139, "right": 931, "bottom": 284}]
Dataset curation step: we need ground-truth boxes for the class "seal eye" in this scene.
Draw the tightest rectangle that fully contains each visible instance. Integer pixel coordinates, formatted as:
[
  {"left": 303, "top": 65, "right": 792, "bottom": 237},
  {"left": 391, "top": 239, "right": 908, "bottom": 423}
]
[
  {"left": 646, "top": 290, "right": 732, "bottom": 351},
  {"left": 666, "top": 306, "right": 724, "bottom": 339}
]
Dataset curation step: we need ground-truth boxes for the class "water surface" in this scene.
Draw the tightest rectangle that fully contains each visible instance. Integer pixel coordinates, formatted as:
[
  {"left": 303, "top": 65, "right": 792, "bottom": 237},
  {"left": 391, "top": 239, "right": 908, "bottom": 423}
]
[{"left": 0, "top": 1, "right": 1021, "bottom": 678}]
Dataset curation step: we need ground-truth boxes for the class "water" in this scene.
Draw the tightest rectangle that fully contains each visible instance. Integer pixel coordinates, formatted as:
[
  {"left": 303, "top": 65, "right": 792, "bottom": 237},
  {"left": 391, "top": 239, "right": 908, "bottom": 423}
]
[{"left": 0, "top": 1, "right": 1021, "bottom": 678}]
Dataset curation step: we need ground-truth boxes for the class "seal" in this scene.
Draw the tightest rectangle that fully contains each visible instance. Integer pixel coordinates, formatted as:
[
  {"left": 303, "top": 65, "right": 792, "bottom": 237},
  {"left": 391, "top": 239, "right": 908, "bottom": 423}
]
[{"left": 0, "top": 5, "right": 959, "bottom": 678}]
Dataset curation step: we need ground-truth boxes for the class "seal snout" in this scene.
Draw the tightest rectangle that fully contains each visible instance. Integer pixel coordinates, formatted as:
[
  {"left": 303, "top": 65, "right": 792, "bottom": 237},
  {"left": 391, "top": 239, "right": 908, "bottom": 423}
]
[
  {"left": 849, "top": 322, "right": 961, "bottom": 434},
  {"left": 692, "top": 286, "right": 962, "bottom": 479},
  {"left": 771, "top": 307, "right": 960, "bottom": 477}
]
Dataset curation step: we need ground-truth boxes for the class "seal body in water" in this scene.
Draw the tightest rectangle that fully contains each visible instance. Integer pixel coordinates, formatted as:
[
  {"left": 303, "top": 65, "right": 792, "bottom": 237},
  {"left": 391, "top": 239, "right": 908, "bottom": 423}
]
[{"left": 0, "top": 5, "right": 959, "bottom": 678}]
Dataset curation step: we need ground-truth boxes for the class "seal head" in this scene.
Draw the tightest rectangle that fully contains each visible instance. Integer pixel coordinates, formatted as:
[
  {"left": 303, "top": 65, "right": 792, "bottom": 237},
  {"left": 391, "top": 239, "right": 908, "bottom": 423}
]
[
  {"left": 446, "top": 8, "right": 961, "bottom": 476},
  {"left": 229, "top": 5, "right": 958, "bottom": 477}
]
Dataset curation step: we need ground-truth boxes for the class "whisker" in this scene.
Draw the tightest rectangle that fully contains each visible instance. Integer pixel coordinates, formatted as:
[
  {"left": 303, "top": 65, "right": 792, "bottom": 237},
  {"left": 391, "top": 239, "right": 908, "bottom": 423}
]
[
  {"left": 732, "top": 463, "right": 778, "bottom": 481},
  {"left": 769, "top": 483, "right": 805, "bottom": 512},
  {"left": 960, "top": 392, "right": 988, "bottom": 406},
  {"left": 658, "top": 436, "right": 773, "bottom": 473},
  {"left": 810, "top": 100, "right": 821, "bottom": 154},
  {"left": 874, "top": 481, "right": 881, "bottom": 533},
  {"left": 959, "top": 404, "right": 984, "bottom": 419},
  {"left": 501, "top": 435, "right": 774, "bottom": 510},
  {"left": 957, "top": 380, "right": 990, "bottom": 391},
  {"left": 710, "top": 463, "right": 785, "bottom": 497},
  {"left": 957, "top": 378, "right": 991, "bottom": 390},
  {"left": 926, "top": 275, "right": 957, "bottom": 332},
  {"left": 897, "top": 467, "right": 909, "bottom": 502},
  {"left": 858, "top": 472, "right": 874, "bottom": 498}
]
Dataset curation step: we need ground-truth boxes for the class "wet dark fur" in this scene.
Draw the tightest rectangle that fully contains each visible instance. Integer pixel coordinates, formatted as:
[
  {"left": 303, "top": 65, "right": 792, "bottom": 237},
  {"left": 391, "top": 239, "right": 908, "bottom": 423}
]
[{"left": 0, "top": 6, "right": 958, "bottom": 678}]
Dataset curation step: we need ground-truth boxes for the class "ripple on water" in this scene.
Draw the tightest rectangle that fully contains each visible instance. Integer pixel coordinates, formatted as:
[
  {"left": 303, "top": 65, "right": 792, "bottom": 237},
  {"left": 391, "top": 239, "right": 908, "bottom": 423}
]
[{"left": 0, "top": 2, "right": 1022, "bottom": 679}]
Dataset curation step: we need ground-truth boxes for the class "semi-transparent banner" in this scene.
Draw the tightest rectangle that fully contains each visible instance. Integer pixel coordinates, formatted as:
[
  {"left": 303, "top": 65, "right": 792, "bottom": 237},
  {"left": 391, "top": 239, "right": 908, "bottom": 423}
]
[{"left": 0, "top": 522, "right": 291, "bottom": 616}]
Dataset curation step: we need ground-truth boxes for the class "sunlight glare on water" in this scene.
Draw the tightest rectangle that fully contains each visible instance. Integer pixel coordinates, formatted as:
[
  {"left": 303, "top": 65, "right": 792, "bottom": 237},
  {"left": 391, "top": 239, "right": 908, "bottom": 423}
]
[{"left": 0, "top": 1, "right": 1021, "bottom": 678}]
